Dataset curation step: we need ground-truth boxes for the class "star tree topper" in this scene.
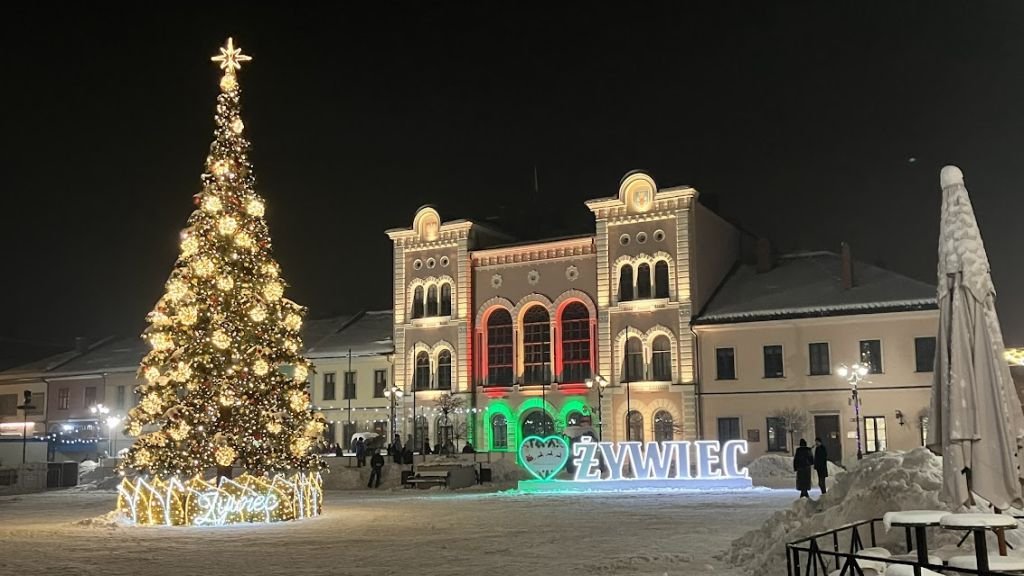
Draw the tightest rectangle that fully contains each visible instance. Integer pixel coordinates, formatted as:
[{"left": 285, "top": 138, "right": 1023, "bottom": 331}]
[{"left": 211, "top": 37, "right": 252, "bottom": 74}]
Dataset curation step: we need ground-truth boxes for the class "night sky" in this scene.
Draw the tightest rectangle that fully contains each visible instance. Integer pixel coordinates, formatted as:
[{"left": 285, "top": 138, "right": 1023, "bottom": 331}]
[{"left": 3, "top": 3, "right": 1023, "bottom": 347}]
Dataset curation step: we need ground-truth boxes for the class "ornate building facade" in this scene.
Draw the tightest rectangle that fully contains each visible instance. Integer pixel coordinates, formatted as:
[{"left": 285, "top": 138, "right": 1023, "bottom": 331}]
[{"left": 386, "top": 171, "right": 739, "bottom": 451}]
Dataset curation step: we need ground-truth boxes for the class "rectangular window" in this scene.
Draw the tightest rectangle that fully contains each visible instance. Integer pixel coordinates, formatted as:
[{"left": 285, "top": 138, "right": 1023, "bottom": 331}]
[
  {"left": 864, "top": 416, "right": 887, "bottom": 453},
  {"left": 715, "top": 347, "right": 736, "bottom": 380},
  {"left": 344, "top": 371, "right": 357, "bottom": 399},
  {"left": 808, "top": 342, "right": 830, "bottom": 376},
  {"left": 373, "top": 370, "right": 387, "bottom": 398},
  {"left": 58, "top": 388, "right": 70, "bottom": 410},
  {"left": 84, "top": 386, "right": 97, "bottom": 409},
  {"left": 561, "top": 314, "right": 591, "bottom": 383},
  {"left": 763, "top": 345, "right": 784, "bottom": 378},
  {"left": 717, "top": 417, "right": 741, "bottom": 442},
  {"left": 766, "top": 417, "right": 788, "bottom": 452},
  {"left": 323, "top": 373, "right": 336, "bottom": 401},
  {"left": 859, "top": 339, "right": 882, "bottom": 373},
  {"left": 915, "top": 337, "right": 936, "bottom": 373},
  {"left": 116, "top": 386, "right": 126, "bottom": 409},
  {"left": 0, "top": 394, "right": 16, "bottom": 416}
]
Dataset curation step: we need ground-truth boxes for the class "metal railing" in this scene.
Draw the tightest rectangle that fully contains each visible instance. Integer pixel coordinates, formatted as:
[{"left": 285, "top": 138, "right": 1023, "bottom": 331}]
[{"left": 786, "top": 518, "right": 1019, "bottom": 576}]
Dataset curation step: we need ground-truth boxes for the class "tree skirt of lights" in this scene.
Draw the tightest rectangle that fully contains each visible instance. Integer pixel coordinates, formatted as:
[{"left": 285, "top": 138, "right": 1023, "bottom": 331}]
[{"left": 116, "top": 472, "right": 322, "bottom": 526}]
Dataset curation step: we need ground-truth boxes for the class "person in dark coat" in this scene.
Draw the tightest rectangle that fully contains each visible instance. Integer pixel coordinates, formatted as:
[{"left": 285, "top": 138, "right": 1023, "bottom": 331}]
[
  {"left": 355, "top": 437, "right": 367, "bottom": 467},
  {"left": 422, "top": 440, "right": 432, "bottom": 455},
  {"left": 462, "top": 442, "right": 475, "bottom": 454},
  {"left": 813, "top": 437, "right": 829, "bottom": 495},
  {"left": 391, "top": 434, "right": 403, "bottom": 464},
  {"left": 793, "top": 438, "right": 814, "bottom": 498},
  {"left": 368, "top": 450, "right": 385, "bottom": 488}
]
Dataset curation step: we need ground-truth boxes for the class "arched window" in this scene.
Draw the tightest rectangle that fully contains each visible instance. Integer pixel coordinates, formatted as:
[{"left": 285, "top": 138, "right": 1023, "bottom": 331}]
[
  {"left": 412, "top": 286, "right": 424, "bottom": 319},
  {"left": 414, "top": 415, "right": 429, "bottom": 451},
  {"left": 426, "top": 285, "right": 438, "bottom": 317},
  {"left": 619, "top": 264, "right": 634, "bottom": 302},
  {"left": 414, "top": 351, "right": 430, "bottom": 390},
  {"left": 626, "top": 410, "right": 644, "bottom": 442},
  {"left": 522, "top": 410, "right": 553, "bottom": 437},
  {"left": 491, "top": 414, "right": 508, "bottom": 449},
  {"left": 440, "top": 283, "right": 452, "bottom": 316},
  {"left": 654, "top": 410, "right": 674, "bottom": 443},
  {"left": 522, "top": 305, "right": 551, "bottom": 385},
  {"left": 651, "top": 335, "right": 672, "bottom": 381},
  {"left": 487, "top": 309, "right": 513, "bottom": 385},
  {"left": 437, "top": 350, "right": 452, "bottom": 390},
  {"left": 623, "top": 337, "right": 644, "bottom": 382},
  {"left": 637, "top": 263, "right": 652, "bottom": 299},
  {"left": 560, "top": 302, "right": 591, "bottom": 383},
  {"left": 655, "top": 261, "right": 670, "bottom": 299}
]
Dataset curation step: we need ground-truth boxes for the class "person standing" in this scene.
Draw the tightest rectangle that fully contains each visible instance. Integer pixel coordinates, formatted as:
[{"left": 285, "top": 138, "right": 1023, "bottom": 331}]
[
  {"left": 793, "top": 438, "right": 814, "bottom": 498},
  {"left": 368, "top": 450, "right": 385, "bottom": 488},
  {"left": 355, "top": 437, "right": 366, "bottom": 467},
  {"left": 391, "top": 434, "right": 403, "bottom": 464},
  {"left": 813, "top": 437, "right": 829, "bottom": 495}
]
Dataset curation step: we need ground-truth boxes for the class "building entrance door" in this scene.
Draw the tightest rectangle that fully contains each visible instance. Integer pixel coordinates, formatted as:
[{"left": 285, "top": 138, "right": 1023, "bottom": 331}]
[{"left": 814, "top": 414, "right": 842, "bottom": 463}]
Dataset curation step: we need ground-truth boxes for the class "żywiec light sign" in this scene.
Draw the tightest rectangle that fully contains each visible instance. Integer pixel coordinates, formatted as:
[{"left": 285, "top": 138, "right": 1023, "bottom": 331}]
[{"left": 517, "top": 435, "right": 752, "bottom": 492}]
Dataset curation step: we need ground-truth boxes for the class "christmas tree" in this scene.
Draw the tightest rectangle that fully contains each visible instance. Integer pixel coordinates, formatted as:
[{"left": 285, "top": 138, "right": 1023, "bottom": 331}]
[{"left": 117, "top": 40, "right": 324, "bottom": 525}]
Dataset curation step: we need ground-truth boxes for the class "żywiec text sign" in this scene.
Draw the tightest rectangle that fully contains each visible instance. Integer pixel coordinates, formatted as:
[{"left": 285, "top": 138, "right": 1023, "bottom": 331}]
[{"left": 517, "top": 436, "right": 752, "bottom": 492}]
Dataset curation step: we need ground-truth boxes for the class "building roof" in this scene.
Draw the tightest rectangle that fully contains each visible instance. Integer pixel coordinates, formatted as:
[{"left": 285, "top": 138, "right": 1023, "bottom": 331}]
[
  {"left": 304, "top": 310, "right": 394, "bottom": 359},
  {"left": 0, "top": 338, "right": 70, "bottom": 372},
  {"left": 46, "top": 337, "right": 149, "bottom": 376},
  {"left": 300, "top": 315, "right": 354, "bottom": 351},
  {"left": 695, "top": 252, "right": 937, "bottom": 325}
]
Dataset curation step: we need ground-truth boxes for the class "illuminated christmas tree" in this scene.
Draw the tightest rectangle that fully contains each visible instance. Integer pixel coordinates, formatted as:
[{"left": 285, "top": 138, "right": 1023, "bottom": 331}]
[{"left": 117, "top": 39, "right": 324, "bottom": 525}]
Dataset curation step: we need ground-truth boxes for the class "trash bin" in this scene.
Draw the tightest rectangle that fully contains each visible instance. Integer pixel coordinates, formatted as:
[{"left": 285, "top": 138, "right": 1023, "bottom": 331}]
[{"left": 479, "top": 468, "right": 492, "bottom": 483}]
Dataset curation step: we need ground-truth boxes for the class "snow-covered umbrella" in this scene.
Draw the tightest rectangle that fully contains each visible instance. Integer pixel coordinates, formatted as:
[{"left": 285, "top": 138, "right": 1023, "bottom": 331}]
[{"left": 927, "top": 165, "right": 1024, "bottom": 512}]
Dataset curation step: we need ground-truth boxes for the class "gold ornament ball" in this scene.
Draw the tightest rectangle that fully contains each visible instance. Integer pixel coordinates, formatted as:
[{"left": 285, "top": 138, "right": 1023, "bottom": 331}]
[
  {"left": 230, "top": 118, "right": 245, "bottom": 134},
  {"left": 212, "top": 330, "right": 231, "bottom": 349},
  {"left": 202, "top": 195, "right": 222, "bottom": 213},
  {"left": 289, "top": 390, "right": 307, "bottom": 412},
  {"left": 263, "top": 281, "right": 284, "bottom": 301},
  {"left": 127, "top": 421, "right": 143, "bottom": 437},
  {"left": 192, "top": 257, "right": 215, "bottom": 277},
  {"left": 149, "top": 332, "right": 174, "bottom": 352},
  {"left": 253, "top": 359, "right": 269, "bottom": 376},
  {"left": 212, "top": 159, "right": 233, "bottom": 177},
  {"left": 293, "top": 363, "right": 309, "bottom": 383},
  {"left": 246, "top": 198, "right": 265, "bottom": 217},
  {"left": 168, "top": 422, "right": 191, "bottom": 441},
  {"left": 216, "top": 275, "right": 234, "bottom": 291},
  {"left": 284, "top": 313, "right": 302, "bottom": 332},
  {"left": 290, "top": 437, "right": 312, "bottom": 458},
  {"left": 220, "top": 73, "right": 238, "bottom": 92},
  {"left": 262, "top": 262, "right": 279, "bottom": 277},
  {"left": 144, "top": 366, "right": 161, "bottom": 383},
  {"left": 249, "top": 305, "right": 267, "bottom": 322},
  {"left": 166, "top": 279, "right": 188, "bottom": 301},
  {"left": 218, "top": 216, "right": 238, "bottom": 236},
  {"left": 135, "top": 448, "right": 153, "bottom": 467},
  {"left": 267, "top": 421, "right": 283, "bottom": 434},
  {"left": 141, "top": 393, "right": 164, "bottom": 415},
  {"left": 178, "top": 306, "right": 198, "bottom": 326},
  {"left": 180, "top": 235, "right": 199, "bottom": 258}
]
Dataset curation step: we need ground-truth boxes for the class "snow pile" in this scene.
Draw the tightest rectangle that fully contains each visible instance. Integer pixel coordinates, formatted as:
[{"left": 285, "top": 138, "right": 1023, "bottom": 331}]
[
  {"left": 75, "top": 464, "right": 122, "bottom": 491},
  {"left": 747, "top": 454, "right": 843, "bottom": 478},
  {"left": 73, "top": 510, "right": 128, "bottom": 529},
  {"left": 78, "top": 460, "right": 99, "bottom": 475},
  {"left": 724, "top": 448, "right": 961, "bottom": 576}
]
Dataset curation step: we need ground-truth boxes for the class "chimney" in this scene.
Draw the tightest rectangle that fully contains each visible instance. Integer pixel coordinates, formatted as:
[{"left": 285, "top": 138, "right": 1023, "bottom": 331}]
[
  {"left": 841, "top": 242, "right": 855, "bottom": 290},
  {"left": 74, "top": 337, "right": 90, "bottom": 354},
  {"left": 756, "top": 238, "right": 773, "bottom": 273}
]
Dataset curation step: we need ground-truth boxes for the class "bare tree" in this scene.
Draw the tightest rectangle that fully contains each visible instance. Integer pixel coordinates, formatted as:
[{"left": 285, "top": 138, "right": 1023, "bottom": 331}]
[
  {"left": 770, "top": 407, "right": 809, "bottom": 452},
  {"left": 434, "top": 393, "right": 466, "bottom": 453}
]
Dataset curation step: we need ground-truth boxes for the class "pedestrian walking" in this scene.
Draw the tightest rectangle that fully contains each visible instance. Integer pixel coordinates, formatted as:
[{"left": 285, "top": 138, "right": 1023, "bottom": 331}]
[
  {"left": 813, "top": 437, "right": 829, "bottom": 495},
  {"left": 793, "top": 438, "right": 814, "bottom": 498}
]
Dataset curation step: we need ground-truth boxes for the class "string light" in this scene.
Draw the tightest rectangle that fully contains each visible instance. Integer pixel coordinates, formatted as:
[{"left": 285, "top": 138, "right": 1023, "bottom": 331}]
[
  {"left": 216, "top": 275, "right": 234, "bottom": 291},
  {"left": 218, "top": 216, "right": 238, "bottom": 236},
  {"left": 249, "top": 305, "right": 267, "bottom": 322},
  {"left": 284, "top": 314, "right": 301, "bottom": 332},
  {"left": 202, "top": 195, "right": 222, "bottom": 213},
  {"left": 253, "top": 359, "right": 269, "bottom": 376},
  {"left": 263, "top": 280, "right": 283, "bottom": 301},
  {"left": 166, "top": 279, "right": 187, "bottom": 301},
  {"left": 211, "top": 330, "right": 231, "bottom": 349},
  {"left": 181, "top": 235, "right": 199, "bottom": 257},
  {"left": 246, "top": 198, "right": 264, "bottom": 217}
]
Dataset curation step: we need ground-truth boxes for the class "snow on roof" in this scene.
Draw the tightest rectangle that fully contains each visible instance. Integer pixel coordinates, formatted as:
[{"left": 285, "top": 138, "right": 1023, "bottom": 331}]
[
  {"left": 48, "top": 337, "right": 149, "bottom": 376},
  {"left": 0, "top": 348, "right": 82, "bottom": 379},
  {"left": 695, "top": 252, "right": 937, "bottom": 324},
  {"left": 300, "top": 315, "right": 353, "bottom": 351},
  {"left": 305, "top": 310, "right": 394, "bottom": 358}
]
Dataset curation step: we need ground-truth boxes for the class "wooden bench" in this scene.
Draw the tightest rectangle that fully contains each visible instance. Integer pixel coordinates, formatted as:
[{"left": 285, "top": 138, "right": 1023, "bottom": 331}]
[{"left": 406, "top": 470, "right": 449, "bottom": 489}]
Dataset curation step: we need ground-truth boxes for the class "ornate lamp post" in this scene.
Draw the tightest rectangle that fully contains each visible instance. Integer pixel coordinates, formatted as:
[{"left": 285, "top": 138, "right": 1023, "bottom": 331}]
[
  {"left": 383, "top": 385, "right": 404, "bottom": 442},
  {"left": 90, "top": 404, "right": 121, "bottom": 458},
  {"left": 837, "top": 362, "right": 869, "bottom": 460},
  {"left": 585, "top": 374, "right": 609, "bottom": 441}
]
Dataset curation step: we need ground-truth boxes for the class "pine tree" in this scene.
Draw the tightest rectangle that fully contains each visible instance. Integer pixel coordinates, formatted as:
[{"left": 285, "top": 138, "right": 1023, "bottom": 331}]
[{"left": 120, "top": 39, "right": 325, "bottom": 481}]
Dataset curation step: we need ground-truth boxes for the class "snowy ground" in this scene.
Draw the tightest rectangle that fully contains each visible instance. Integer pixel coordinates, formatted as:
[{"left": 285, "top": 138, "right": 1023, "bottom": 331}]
[{"left": 0, "top": 486, "right": 795, "bottom": 576}]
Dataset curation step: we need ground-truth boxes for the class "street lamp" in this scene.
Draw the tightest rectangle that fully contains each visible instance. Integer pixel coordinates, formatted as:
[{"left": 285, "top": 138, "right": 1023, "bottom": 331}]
[
  {"left": 90, "top": 404, "right": 117, "bottom": 458},
  {"left": 837, "top": 362, "right": 869, "bottom": 460},
  {"left": 16, "top": 391, "right": 36, "bottom": 465},
  {"left": 106, "top": 416, "right": 122, "bottom": 458},
  {"left": 585, "top": 374, "right": 609, "bottom": 441},
  {"left": 383, "top": 385, "right": 404, "bottom": 443}
]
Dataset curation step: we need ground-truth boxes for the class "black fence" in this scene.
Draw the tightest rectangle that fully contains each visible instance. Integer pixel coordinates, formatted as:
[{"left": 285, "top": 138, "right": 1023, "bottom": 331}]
[{"left": 786, "top": 518, "right": 1019, "bottom": 576}]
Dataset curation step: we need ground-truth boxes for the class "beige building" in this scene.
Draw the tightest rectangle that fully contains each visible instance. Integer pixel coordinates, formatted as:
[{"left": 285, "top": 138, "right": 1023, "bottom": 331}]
[
  {"left": 303, "top": 311, "right": 396, "bottom": 450},
  {"left": 386, "top": 171, "right": 739, "bottom": 452},
  {"left": 694, "top": 247, "right": 938, "bottom": 465}
]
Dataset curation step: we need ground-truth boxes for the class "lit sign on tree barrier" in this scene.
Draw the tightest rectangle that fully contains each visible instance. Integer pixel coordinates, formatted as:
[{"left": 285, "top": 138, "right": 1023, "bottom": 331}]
[{"left": 517, "top": 436, "right": 752, "bottom": 492}]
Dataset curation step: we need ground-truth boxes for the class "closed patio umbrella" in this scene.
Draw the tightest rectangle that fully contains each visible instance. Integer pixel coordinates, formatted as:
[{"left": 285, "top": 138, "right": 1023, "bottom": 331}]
[{"left": 927, "top": 165, "right": 1024, "bottom": 512}]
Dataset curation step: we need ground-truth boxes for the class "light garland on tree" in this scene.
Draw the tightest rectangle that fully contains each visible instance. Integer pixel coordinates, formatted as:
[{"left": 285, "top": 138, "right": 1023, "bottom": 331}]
[{"left": 116, "top": 38, "right": 323, "bottom": 526}]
